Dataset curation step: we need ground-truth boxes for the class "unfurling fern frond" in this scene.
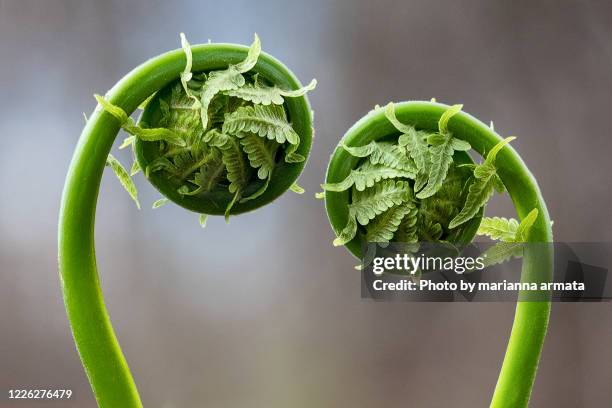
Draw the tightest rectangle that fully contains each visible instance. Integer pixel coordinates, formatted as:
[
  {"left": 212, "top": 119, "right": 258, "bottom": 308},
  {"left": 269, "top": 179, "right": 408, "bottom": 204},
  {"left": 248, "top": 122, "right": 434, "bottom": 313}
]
[
  {"left": 225, "top": 78, "right": 317, "bottom": 105},
  {"left": 366, "top": 203, "right": 415, "bottom": 243},
  {"left": 342, "top": 141, "right": 417, "bottom": 172},
  {"left": 321, "top": 162, "right": 415, "bottom": 192}
]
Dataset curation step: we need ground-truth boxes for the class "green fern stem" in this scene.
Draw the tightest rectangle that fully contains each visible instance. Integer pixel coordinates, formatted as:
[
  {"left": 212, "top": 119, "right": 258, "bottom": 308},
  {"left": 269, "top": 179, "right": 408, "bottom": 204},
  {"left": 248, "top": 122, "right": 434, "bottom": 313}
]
[
  {"left": 58, "top": 43, "right": 311, "bottom": 407},
  {"left": 324, "top": 102, "right": 553, "bottom": 407}
]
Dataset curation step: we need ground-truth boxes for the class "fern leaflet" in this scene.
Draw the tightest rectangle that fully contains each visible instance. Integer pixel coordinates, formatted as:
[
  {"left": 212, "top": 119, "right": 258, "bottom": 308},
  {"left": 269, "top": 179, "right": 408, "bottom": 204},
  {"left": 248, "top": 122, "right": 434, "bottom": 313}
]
[
  {"left": 199, "top": 34, "right": 261, "bottom": 130},
  {"left": 366, "top": 203, "right": 415, "bottom": 243},
  {"left": 350, "top": 180, "right": 413, "bottom": 225},
  {"left": 394, "top": 207, "right": 419, "bottom": 243},
  {"left": 237, "top": 132, "right": 279, "bottom": 180},
  {"left": 222, "top": 105, "right": 299, "bottom": 144},
  {"left": 106, "top": 154, "right": 140, "bottom": 209},
  {"left": 225, "top": 78, "right": 317, "bottom": 105},
  {"left": 342, "top": 141, "right": 417, "bottom": 172},
  {"left": 449, "top": 137, "right": 514, "bottom": 228},
  {"left": 322, "top": 162, "right": 415, "bottom": 192},
  {"left": 95, "top": 95, "right": 185, "bottom": 147},
  {"left": 477, "top": 217, "right": 519, "bottom": 242}
]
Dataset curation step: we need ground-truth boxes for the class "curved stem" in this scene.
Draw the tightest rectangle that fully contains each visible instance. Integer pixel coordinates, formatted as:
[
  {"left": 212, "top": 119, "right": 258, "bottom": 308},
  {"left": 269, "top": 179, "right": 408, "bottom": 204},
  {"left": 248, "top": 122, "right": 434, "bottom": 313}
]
[
  {"left": 58, "top": 48, "right": 189, "bottom": 408},
  {"left": 450, "top": 110, "right": 553, "bottom": 407},
  {"left": 58, "top": 44, "right": 305, "bottom": 407},
  {"left": 456, "top": 117, "right": 552, "bottom": 408}
]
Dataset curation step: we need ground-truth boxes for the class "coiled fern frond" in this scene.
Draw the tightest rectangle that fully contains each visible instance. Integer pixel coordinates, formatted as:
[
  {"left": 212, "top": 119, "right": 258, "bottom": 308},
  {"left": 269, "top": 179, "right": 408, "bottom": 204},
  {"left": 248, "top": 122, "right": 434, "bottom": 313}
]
[
  {"left": 322, "top": 101, "right": 553, "bottom": 408},
  {"left": 58, "top": 34, "right": 315, "bottom": 407}
]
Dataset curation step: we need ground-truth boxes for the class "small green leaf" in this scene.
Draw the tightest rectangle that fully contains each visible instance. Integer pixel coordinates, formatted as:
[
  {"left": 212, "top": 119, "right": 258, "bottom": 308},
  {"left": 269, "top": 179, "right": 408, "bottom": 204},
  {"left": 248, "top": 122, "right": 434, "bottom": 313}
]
[
  {"left": 179, "top": 33, "right": 202, "bottom": 109},
  {"left": 95, "top": 94, "right": 185, "bottom": 147},
  {"left": 418, "top": 218, "right": 443, "bottom": 242},
  {"left": 481, "top": 241, "right": 524, "bottom": 267},
  {"left": 138, "top": 93, "right": 156, "bottom": 110},
  {"left": 485, "top": 136, "right": 516, "bottom": 165},
  {"left": 451, "top": 138, "right": 471, "bottom": 151},
  {"left": 366, "top": 203, "right": 415, "bottom": 243},
  {"left": 350, "top": 180, "right": 413, "bottom": 225},
  {"left": 219, "top": 135, "right": 251, "bottom": 195},
  {"left": 106, "top": 154, "right": 140, "bottom": 209},
  {"left": 477, "top": 216, "right": 519, "bottom": 242},
  {"left": 223, "top": 105, "right": 299, "bottom": 145},
  {"left": 233, "top": 33, "right": 261, "bottom": 73},
  {"left": 95, "top": 94, "right": 128, "bottom": 123},
  {"left": 448, "top": 169, "right": 496, "bottom": 229},
  {"left": 515, "top": 208, "right": 539, "bottom": 242},
  {"left": 119, "top": 136, "right": 135, "bottom": 149},
  {"left": 342, "top": 141, "right": 416, "bottom": 172},
  {"left": 199, "top": 34, "right": 261, "bottom": 130},
  {"left": 438, "top": 104, "right": 463, "bottom": 135},
  {"left": 124, "top": 123, "right": 186, "bottom": 147},
  {"left": 415, "top": 136, "right": 454, "bottom": 199},
  {"left": 322, "top": 162, "right": 415, "bottom": 192},
  {"left": 237, "top": 132, "right": 278, "bottom": 180},
  {"left": 333, "top": 215, "right": 357, "bottom": 247},
  {"left": 225, "top": 78, "right": 317, "bottom": 105},
  {"left": 199, "top": 214, "right": 208, "bottom": 228},
  {"left": 384, "top": 102, "right": 413, "bottom": 134},
  {"left": 448, "top": 137, "right": 515, "bottom": 228},
  {"left": 427, "top": 134, "right": 447, "bottom": 145},
  {"left": 130, "top": 159, "right": 141, "bottom": 176},
  {"left": 394, "top": 207, "right": 419, "bottom": 243},
  {"left": 315, "top": 191, "right": 325, "bottom": 199},
  {"left": 398, "top": 127, "right": 430, "bottom": 172},
  {"left": 152, "top": 198, "right": 169, "bottom": 209},
  {"left": 290, "top": 182, "right": 305, "bottom": 194},
  {"left": 240, "top": 175, "right": 271, "bottom": 203},
  {"left": 225, "top": 191, "right": 240, "bottom": 223}
]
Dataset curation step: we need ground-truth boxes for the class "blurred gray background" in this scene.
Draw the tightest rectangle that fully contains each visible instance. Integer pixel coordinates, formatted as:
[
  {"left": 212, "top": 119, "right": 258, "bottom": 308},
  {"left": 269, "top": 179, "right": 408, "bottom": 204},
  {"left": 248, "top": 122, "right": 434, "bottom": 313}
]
[{"left": 1, "top": 0, "right": 611, "bottom": 406}]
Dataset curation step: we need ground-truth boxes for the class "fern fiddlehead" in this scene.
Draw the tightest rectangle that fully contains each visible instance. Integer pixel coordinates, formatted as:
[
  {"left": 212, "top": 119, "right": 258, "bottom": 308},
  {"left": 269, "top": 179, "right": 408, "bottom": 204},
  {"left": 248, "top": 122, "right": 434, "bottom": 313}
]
[
  {"left": 322, "top": 101, "right": 553, "bottom": 407},
  {"left": 58, "top": 34, "right": 314, "bottom": 407}
]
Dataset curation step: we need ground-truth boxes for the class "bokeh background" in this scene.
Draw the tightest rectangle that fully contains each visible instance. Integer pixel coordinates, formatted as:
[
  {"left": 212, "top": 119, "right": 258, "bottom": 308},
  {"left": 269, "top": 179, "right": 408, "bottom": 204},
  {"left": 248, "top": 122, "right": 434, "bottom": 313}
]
[{"left": 1, "top": 0, "right": 611, "bottom": 406}]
